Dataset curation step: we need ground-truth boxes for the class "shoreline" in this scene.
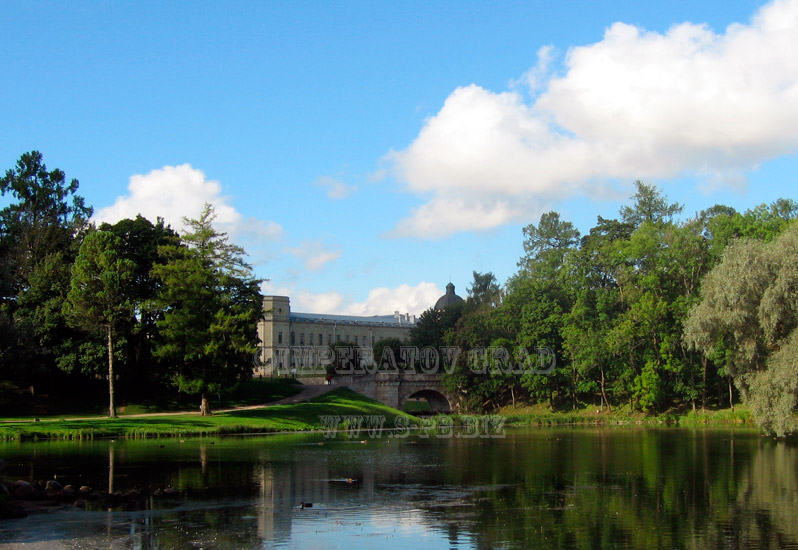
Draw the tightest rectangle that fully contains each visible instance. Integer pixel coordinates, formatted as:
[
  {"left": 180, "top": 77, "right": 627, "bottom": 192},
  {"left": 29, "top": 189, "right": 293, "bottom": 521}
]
[{"left": 0, "top": 402, "right": 756, "bottom": 442}]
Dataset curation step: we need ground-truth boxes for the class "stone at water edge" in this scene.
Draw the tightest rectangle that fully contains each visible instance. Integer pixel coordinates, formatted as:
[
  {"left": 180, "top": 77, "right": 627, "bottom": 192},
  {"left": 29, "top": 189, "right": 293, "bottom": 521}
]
[{"left": 45, "top": 479, "right": 62, "bottom": 491}]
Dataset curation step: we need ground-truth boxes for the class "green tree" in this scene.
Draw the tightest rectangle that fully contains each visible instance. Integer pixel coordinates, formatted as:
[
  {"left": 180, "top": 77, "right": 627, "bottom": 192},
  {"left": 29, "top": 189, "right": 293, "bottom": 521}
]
[
  {"left": 442, "top": 308, "right": 499, "bottom": 411},
  {"left": 63, "top": 231, "right": 136, "bottom": 418},
  {"left": 512, "top": 211, "right": 579, "bottom": 408},
  {"left": 100, "top": 216, "right": 179, "bottom": 391},
  {"left": 467, "top": 271, "right": 501, "bottom": 308},
  {"left": 0, "top": 151, "right": 92, "bottom": 295},
  {"left": 518, "top": 211, "right": 580, "bottom": 276},
  {"left": 560, "top": 246, "right": 621, "bottom": 412},
  {"left": 620, "top": 180, "right": 683, "bottom": 228},
  {"left": 410, "top": 302, "right": 464, "bottom": 349},
  {"left": 152, "top": 204, "right": 261, "bottom": 415},
  {"left": 373, "top": 337, "right": 404, "bottom": 371},
  {"left": 685, "top": 223, "right": 798, "bottom": 434},
  {"left": 0, "top": 151, "right": 92, "bottom": 391}
]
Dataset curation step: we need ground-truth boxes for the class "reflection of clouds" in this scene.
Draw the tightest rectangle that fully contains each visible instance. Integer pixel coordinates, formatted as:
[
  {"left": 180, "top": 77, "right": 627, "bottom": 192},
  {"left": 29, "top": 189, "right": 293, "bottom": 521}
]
[
  {"left": 287, "top": 502, "right": 458, "bottom": 548},
  {"left": 388, "top": 508, "right": 433, "bottom": 534},
  {"left": 22, "top": 431, "right": 798, "bottom": 549},
  {"left": 249, "top": 446, "right": 475, "bottom": 547}
]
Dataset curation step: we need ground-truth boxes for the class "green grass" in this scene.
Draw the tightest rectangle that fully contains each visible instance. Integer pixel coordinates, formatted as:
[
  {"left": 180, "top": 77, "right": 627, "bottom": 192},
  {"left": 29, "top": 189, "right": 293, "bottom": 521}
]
[
  {"left": 402, "top": 399, "right": 432, "bottom": 413},
  {"left": 0, "top": 388, "right": 416, "bottom": 441},
  {"left": 678, "top": 406, "right": 753, "bottom": 426},
  {"left": 0, "top": 378, "right": 302, "bottom": 418},
  {"left": 116, "top": 378, "right": 303, "bottom": 415},
  {"left": 493, "top": 401, "right": 754, "bottom": 427}
]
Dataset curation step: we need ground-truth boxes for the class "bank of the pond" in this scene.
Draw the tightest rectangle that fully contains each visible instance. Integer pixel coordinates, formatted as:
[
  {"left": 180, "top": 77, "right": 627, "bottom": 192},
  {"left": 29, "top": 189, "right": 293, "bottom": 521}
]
[
  {"left": 0, "top": 389, "right": 416, "bottom": 441},
  {"left": 495, "top": 404, "right": 753, "bottom": 427}
]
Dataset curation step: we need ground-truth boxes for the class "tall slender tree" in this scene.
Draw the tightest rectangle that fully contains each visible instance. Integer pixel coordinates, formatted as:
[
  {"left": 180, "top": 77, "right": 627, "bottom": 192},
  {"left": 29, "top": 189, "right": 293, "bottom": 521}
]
[
  {"left": 100, "top": 216, "right": 179, "bottom": 391},
  {"left": 63, "top": 231, "right": 135, "bottom": 418}
]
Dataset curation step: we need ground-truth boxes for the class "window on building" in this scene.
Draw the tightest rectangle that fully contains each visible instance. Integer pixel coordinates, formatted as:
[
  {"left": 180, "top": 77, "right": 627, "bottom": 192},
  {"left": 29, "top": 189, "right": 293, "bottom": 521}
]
[
  {"left": 278, "top": 332, "right": 283, "bottom": 344},
  {"left": 346, "top": 335, "right": 350, "bottom": 343},
  {"left": 318, "top": 334, "right": 323, "bottom": 345},
  {"left": 336, "top": 334, "right": 341, "bottom": 342},
  {"left": 291, "top": 332, "right": 295, "bottom": 345},
  {"left": 354, "top": 335, "right": 358, "bottom": 345},
  {"left": 328, "top": 334, "right": 332, "bottom": 345},
  {"left": 300, "top": 333, "right": 304, "bottom": 345}
]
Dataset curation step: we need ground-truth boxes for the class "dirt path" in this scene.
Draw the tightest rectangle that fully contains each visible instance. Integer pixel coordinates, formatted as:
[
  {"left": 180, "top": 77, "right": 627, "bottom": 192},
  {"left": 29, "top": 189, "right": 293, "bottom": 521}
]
[
  {"left": 1, "top": 383, "right": 338, "bottom": 423},
  {"left": 213, "top": 384, "right": 336, "bottom": 412}
]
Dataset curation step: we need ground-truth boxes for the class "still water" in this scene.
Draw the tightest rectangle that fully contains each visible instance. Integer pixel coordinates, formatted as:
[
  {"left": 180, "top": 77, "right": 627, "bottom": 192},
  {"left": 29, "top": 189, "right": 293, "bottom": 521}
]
[{"left": 0, "top": 426, "right": 797, "bottom": 549}]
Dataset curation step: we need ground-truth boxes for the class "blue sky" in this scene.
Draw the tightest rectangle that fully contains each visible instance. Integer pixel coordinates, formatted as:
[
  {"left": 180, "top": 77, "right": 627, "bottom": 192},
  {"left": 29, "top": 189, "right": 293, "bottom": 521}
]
[{"left": 2, "top": 0, "right": 796, "bottom": 315}]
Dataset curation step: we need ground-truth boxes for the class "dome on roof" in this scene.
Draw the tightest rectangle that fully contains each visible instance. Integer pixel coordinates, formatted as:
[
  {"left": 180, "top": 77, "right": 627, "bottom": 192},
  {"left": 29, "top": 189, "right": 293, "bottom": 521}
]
[{"left": 434, "top": 282, "right": 464, "bottom": 310}]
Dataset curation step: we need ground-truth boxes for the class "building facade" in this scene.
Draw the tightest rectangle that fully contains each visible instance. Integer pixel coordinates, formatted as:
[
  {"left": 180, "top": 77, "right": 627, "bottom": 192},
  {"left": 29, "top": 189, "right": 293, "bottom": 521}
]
[{"left": 256, "top": 295, "right": 418, "bottom": 376}]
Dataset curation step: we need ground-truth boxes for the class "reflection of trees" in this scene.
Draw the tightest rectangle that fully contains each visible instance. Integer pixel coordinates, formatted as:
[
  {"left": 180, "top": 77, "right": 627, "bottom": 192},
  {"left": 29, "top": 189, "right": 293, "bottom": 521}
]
[
  {"left": 108, "top": 444, "right": 114, "bottom": 494},
  {"left": 704, "top": 441, "right": 798, "bottom": 549},
  {"left": 4, "top": 430, "right": 797, "bottom": 549},
  {"left": 420, "top": 429, "right": 798, "bottom": 550}
]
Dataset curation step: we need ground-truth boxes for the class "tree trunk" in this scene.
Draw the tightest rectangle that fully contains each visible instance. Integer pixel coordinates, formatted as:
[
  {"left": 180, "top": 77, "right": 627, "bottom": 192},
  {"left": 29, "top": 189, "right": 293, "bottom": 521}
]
[
  {"left": 571, "top": 375, "right": 577, "bottom": 410},
  {"left": 200, "top": 393, "right": 210, "bottom": 416},
  {"left": 600, "top": 367, "right": 612, "bottom": 413},
  {"left": 510, "top": 384, "right": 516, "bottom": 409},
  {"left": 728, "top": 377, "right": 734, "bottom": 412},
  {"left": 701, "top": 356, "right": 707, "bottom": 412},
  {"left": 107, "top": 325, "right": 116, "bottom": 418},
  {"left": 690, "top": 353, "right": 696, "bottom": 413}
]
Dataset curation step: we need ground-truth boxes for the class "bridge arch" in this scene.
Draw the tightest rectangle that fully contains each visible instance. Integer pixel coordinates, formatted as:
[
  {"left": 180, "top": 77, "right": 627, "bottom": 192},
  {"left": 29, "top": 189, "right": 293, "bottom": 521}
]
[
  {"left": 402, "top": 389, "right": 451, "bottom": 413},
  {"left": 335, "top": 372, "right": 456, "bottom": 412}
]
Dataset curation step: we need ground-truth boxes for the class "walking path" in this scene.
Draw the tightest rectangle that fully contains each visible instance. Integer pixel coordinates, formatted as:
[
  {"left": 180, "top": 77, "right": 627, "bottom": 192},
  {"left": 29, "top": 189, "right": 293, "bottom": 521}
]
[
  {"left": 214, "top": 384, "right": 336, "bottom": 412},
  {"left": 1, "top": 383, "right": 338, "bottom": 423}
]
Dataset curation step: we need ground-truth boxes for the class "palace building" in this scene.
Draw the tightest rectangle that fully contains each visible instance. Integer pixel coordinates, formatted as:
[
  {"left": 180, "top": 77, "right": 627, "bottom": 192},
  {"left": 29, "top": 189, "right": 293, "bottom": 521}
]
[{"left": 256, "top": 284, "right": 463, "bottom": 376}]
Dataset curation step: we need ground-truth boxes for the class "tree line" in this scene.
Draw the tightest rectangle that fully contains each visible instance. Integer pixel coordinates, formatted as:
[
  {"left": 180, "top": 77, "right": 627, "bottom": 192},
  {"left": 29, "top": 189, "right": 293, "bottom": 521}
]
[
  {"left": 3, "top": 151, "right": 797, "bottom": 433},
  {"left": 0, "top": 151, "right": 261, "bottom": 417},
  {"left": 408, "top": 181, "right": 798, "bottom": 435}
]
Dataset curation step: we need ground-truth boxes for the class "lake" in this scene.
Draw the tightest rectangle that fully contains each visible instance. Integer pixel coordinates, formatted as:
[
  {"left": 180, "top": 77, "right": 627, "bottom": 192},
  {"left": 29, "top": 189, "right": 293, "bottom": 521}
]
[{"left": 1, "top": 426, "right": 796, "bottom": 549}]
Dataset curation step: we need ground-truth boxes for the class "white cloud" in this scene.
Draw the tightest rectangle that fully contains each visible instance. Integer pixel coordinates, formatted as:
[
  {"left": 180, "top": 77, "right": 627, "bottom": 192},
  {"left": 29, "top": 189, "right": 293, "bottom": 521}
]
[
  {"left": 269, "top": 281, "right": 443, "bottom": 317},
  {"left": 285, "top": 240, "right": 342, "bottom": 271},
  {"left": 295, "top": 289, "right": 347, "bottom": 314},
  {"left": 387, "top": 0, "right": 798, "bottom": 237},
  {"left": 341, "top": 282, "right": 443, "bottom": 316},
  {"left": 93, "top": 164, "right": 282, "bottom": 261},
  {"left": 315, "top": 175, "right": 357, "bottom": 199}
]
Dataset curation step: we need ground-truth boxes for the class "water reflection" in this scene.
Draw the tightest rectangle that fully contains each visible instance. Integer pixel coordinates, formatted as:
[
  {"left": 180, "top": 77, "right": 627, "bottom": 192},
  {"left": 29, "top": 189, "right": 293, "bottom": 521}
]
[{"left": 0, "top": 428, "right": 797, "bottom": 549}]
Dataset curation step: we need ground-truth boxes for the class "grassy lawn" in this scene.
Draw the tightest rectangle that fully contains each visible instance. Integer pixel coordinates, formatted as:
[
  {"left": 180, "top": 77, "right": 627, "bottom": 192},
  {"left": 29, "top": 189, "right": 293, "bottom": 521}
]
[
  {"left": 0, "top": 388, "right": 416, "bottom": 441},
  {"left": 0, "top": 378, "right": 303, "bottom": 420},
  {"left": 119, "top": 378, "right": 304, "bottom": 414},
  {"left": 402, "top": 399, "right": 432, "bottom": 413}
]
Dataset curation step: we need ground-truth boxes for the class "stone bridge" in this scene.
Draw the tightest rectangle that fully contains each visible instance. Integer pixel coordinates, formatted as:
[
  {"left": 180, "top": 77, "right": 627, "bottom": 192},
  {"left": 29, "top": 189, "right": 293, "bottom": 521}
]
[{"left": 334, "top": 372, "right": 455, "bottom": 412}]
